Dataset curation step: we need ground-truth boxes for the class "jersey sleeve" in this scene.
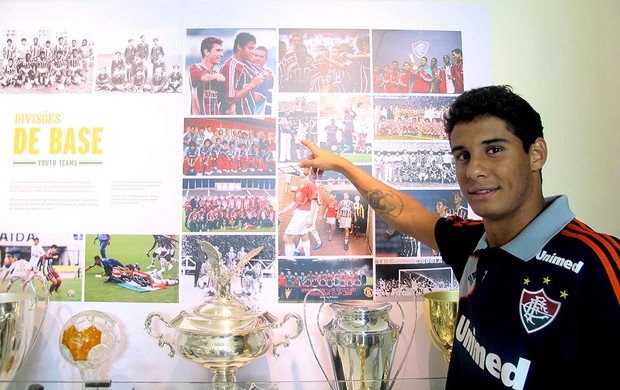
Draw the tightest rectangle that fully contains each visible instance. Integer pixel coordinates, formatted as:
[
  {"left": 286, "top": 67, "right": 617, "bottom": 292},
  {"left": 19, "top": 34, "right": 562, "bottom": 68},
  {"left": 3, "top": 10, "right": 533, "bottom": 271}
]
[{"left": 434, "top": 215, "right": 485, "bottom": 279}]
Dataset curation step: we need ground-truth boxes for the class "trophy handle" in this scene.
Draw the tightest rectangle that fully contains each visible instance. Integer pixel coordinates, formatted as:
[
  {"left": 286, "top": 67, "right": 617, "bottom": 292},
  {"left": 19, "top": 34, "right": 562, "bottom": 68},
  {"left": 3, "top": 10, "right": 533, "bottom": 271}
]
[
  {"left": 387, "top": 288, "right": 418, "bottom": 390},
  {"left": 144, "top": 312, "right": 175, "bottom": 358},
  {"left": 303, "top": 288, "right": 334, "bottom": 389},
  {"left": 270, "top": 312, "right": 304, "bottom": 357},
  {"left": 17, "top": 274, "right": 49, "bottom": 374}
]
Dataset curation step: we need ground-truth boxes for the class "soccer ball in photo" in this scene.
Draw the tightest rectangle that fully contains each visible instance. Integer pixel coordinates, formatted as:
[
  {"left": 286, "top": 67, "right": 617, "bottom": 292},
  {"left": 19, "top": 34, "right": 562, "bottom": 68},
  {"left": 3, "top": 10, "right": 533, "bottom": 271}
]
[
  {"left": 67, "top": 289, "right": 76, "bottom": 297},
  {"left": 331, "top": 145, "right": 338, "bottom": 152}
]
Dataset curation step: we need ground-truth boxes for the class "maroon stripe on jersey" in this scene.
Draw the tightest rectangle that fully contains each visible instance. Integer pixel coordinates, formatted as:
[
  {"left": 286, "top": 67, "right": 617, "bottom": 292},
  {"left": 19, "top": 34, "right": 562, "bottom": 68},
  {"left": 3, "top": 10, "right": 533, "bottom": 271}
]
[
  {"left": 562, "top": 220, "right": 620, "bottom": 305},
  {"left": 446, "top": 214, "right": 483, "bottom": 228}
]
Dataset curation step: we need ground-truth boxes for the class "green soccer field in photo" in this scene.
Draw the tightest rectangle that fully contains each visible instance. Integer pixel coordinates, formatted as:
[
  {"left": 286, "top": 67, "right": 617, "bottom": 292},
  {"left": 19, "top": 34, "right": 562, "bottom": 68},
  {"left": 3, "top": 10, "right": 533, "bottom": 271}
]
[{"left": 84, "top": 234, "right": 179, "bottom": 303}]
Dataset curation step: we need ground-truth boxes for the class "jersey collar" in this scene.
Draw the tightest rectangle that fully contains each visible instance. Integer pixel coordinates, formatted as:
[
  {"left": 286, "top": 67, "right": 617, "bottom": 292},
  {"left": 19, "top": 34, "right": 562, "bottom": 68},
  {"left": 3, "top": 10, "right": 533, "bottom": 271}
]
[{"left": 474, "top": 195, "right": 575, "bottom": 260}]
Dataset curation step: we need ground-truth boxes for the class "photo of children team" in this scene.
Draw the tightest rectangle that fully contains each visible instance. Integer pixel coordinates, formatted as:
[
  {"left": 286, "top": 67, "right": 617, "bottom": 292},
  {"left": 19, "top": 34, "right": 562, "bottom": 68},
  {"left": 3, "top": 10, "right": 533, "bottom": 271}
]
[
  {"left": 183, "top": 117, "right": 276, "bottom": 176},
  {"left": 182, "top": 178, "right": 276, "bottom": 233},
  {"left": 278, "top": 257, "right": 374, "bottom": 303},
  {"left": 278, "top": 29, "right": 370, "bottom": 93},
  {"left": 95, "top": 30, "right": 183, "bottom": 93},
  {"left": 372, "top": 29, "right": 463, "bottom": 94},
  {"left": 1, "top": 30, "right": 95, "bottom": 93},
  {"left": 374, "top": 95, "right": 456, "bottom": 141},
  {"left": 186, "top": 28, "right": 276, "bottom": 116},
  {"left": 374, "top": 140, "right": 457, "bottom": 188}
]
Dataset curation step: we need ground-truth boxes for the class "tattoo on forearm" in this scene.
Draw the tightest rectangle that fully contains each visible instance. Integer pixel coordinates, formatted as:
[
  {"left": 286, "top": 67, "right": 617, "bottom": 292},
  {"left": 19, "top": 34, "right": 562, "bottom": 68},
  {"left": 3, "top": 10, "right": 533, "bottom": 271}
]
[{"left": 364, "top": 189, "right": 404, "bottom": 217}]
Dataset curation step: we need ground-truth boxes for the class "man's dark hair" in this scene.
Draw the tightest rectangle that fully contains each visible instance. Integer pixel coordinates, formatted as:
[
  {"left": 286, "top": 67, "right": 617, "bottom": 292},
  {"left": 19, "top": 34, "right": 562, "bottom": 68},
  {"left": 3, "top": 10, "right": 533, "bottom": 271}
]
[
  {"left": 200, "top": 36, "right": 223, "bottom": 57},
  {"left": 255, "top": 45, "right": 268, "bottom": 58},
  {"left": 443, "top": 85, "right": 544, "bottom": 152},
  {"left": 233, "top": 32, "right": 256, "bottom": 53}
]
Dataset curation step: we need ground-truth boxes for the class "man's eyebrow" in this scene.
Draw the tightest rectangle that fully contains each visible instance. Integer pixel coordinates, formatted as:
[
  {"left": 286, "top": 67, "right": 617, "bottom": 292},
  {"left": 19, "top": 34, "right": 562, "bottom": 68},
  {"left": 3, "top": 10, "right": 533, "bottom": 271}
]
[{"left": 451, "top": 138, "right": 510, "bottom": 153}]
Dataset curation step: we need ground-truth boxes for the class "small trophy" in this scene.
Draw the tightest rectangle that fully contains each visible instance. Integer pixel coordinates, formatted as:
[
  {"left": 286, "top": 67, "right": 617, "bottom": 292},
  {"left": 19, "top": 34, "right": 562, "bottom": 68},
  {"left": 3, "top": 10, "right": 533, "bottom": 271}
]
[
  {"left": 422, "top": 290, "right": 459, "bottom": 364},
  {"left": 59, "top": 310, "right": 121, "bottom": 386}
]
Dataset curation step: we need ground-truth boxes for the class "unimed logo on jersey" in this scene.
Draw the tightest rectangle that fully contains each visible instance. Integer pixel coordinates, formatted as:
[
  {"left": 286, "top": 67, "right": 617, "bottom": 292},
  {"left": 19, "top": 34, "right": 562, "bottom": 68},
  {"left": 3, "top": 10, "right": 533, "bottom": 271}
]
[{"left": 519, "top": 288, "right": 561, "bottom": 334}]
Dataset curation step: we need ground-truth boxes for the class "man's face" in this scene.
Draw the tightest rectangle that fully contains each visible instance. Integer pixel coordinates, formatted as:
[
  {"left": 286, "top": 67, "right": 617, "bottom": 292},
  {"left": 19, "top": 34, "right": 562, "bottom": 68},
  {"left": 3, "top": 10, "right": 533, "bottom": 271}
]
[
  {"left": 252, "top": 49, "right": 267, "bottom": 66},
  {"left": 291, "top": 35, "right": 303, "bottom": 48},
  {"left": 452, "top": 51, "right": 462, "bottom": 61},
  {"left": 450, "top": 116, "right": 544, "bottom": 222},
  {"left": 206, "top": 43, "right": 224, "bottom": 65},
  {"left": 293, "top": 45, "right": 307, "bottom": 59},
  {"left": 238, "top": 41, "right": 256, "bottom": 62},
  {"left": 443, "top": 55, "right": 451, "bottom": 65},
  {"left": 391, "top": 62, "right": 398, "bottom": 71}
]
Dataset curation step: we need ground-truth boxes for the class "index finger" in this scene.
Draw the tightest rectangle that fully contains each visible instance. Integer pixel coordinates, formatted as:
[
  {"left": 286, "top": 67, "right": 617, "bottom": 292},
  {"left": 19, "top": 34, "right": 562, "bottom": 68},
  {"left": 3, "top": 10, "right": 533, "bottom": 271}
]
[{"left": 300, "top": 139, "right": 318, "bottom": 152}]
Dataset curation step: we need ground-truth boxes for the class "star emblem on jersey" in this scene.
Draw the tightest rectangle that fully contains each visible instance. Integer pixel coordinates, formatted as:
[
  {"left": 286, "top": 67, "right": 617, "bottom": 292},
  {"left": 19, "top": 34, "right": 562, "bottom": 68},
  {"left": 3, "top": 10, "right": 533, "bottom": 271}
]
[
  {"left": 411, "top": 40, "right": 429, "bottom": 59},
  {"left": 520, "top": 288, "right": 561, "bottom": 334}
]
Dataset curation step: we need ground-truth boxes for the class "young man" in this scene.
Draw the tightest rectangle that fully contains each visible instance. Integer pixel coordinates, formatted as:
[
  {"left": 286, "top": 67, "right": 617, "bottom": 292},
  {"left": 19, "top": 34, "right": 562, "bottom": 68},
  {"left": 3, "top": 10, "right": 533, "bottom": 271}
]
[
  {"left": 109, "top": 263, "right": 178, "bottom": 289},
  {"left": 2, "top": 250, "right": 34, "bottom": 292},
  {"left": 189, "top": 36, "right": 226, "bottom": 115},
  {"left": 29, "top": 237, "right": 45, "bottom": 271},
  {"left": 299, "top": 85, "right": 620, "bottom": 388},
  {"left": 85, "top": 255, "right": 124, "bottom": 276},
  {"left": 278, "top": 178, "right": 318, "bottom": 257},
  {"left": 336, "top": 192, "right": 355, "bottom": 250},
  {"left": 145, "top": 234, "right": 178, "bottom": 271},
  {"left": 219, "top": 32, "right": 265, "bottom": 115},
  {"left": 250, "top": 45, "right": 274, "bottom": 115},
  {"left": 39, "top": 244, "right": 62, "bottom": 295}
]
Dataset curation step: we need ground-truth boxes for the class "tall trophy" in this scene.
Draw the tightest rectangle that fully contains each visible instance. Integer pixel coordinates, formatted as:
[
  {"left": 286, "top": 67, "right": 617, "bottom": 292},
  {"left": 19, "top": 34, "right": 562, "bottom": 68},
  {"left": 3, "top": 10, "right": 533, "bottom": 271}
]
[
  {"left": 422, "top": 290, "right": 459, "bottom": 364},
  {"left": 303, "top": 288, "right": 416, "bottom": 390},
  {"left": 145, "top": 241, "right": 303, "bottom": 390},
  {"left": 0, "top": 274, "right": 48, "bottom": 382}
]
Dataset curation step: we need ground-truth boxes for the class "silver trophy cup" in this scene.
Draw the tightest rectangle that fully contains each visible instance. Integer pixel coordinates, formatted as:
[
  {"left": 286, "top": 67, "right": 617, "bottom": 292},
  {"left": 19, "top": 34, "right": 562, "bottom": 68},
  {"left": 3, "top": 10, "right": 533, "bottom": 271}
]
[
  {"left": 304, "top": 289, "right": 416, "bottom": 390},
  {"left": 0, "top": 276, "right": 48, "bottom": 381}
]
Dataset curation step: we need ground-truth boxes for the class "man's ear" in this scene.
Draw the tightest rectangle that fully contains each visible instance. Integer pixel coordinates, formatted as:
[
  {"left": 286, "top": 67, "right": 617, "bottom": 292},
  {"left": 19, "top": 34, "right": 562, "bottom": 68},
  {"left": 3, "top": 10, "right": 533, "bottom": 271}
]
[{"left": 529, "top": 137, "right": 547, "bottom": 171}]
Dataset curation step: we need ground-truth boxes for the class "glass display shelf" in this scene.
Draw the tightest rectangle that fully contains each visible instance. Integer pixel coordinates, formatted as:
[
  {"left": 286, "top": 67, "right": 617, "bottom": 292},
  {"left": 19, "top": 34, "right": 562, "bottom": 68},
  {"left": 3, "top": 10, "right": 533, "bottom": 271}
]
[{"left": 0, "top": 378, "right": 447, "bottom": 390}]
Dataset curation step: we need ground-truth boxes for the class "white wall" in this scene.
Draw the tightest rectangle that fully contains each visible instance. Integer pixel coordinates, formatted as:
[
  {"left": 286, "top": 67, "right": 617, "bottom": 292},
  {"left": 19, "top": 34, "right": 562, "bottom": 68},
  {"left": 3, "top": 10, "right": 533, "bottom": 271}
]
[{"left": 484, "top": 0, "right": 620, "bottom": 236}]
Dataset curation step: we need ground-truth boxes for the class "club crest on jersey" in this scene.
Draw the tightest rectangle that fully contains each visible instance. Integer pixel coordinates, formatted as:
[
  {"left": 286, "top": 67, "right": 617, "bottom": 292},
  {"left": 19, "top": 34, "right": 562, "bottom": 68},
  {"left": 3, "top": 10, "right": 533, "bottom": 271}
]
[
  {"left": 520, "top": 288, "right": 561, "bottom": 334},
  {"left": 411, "top": 40, "right": 429, "bottom": 59}
]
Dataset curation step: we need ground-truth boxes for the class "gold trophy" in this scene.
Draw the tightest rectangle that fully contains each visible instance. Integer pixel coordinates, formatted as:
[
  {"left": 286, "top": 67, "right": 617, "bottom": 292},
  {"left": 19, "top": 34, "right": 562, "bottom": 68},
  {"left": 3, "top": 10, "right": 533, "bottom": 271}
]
[
  {"left": 303, "top": 288, "right": 416, "bottom": 390},
  {"left": 0, "top": 274, "right": 48, "bottom": 382},
  {"left": 145, "top": 242, "right": 303, "bottom": 389},
  {"left": 422, "top": 290, "right": 459, "bottom": 364}
]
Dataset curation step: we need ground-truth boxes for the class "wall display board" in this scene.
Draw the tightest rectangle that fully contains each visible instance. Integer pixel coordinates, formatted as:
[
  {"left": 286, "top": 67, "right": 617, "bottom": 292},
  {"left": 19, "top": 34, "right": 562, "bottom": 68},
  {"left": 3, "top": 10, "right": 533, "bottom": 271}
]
[{"left": 0, "top": 0, "right": 491, "bottom": 384}]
